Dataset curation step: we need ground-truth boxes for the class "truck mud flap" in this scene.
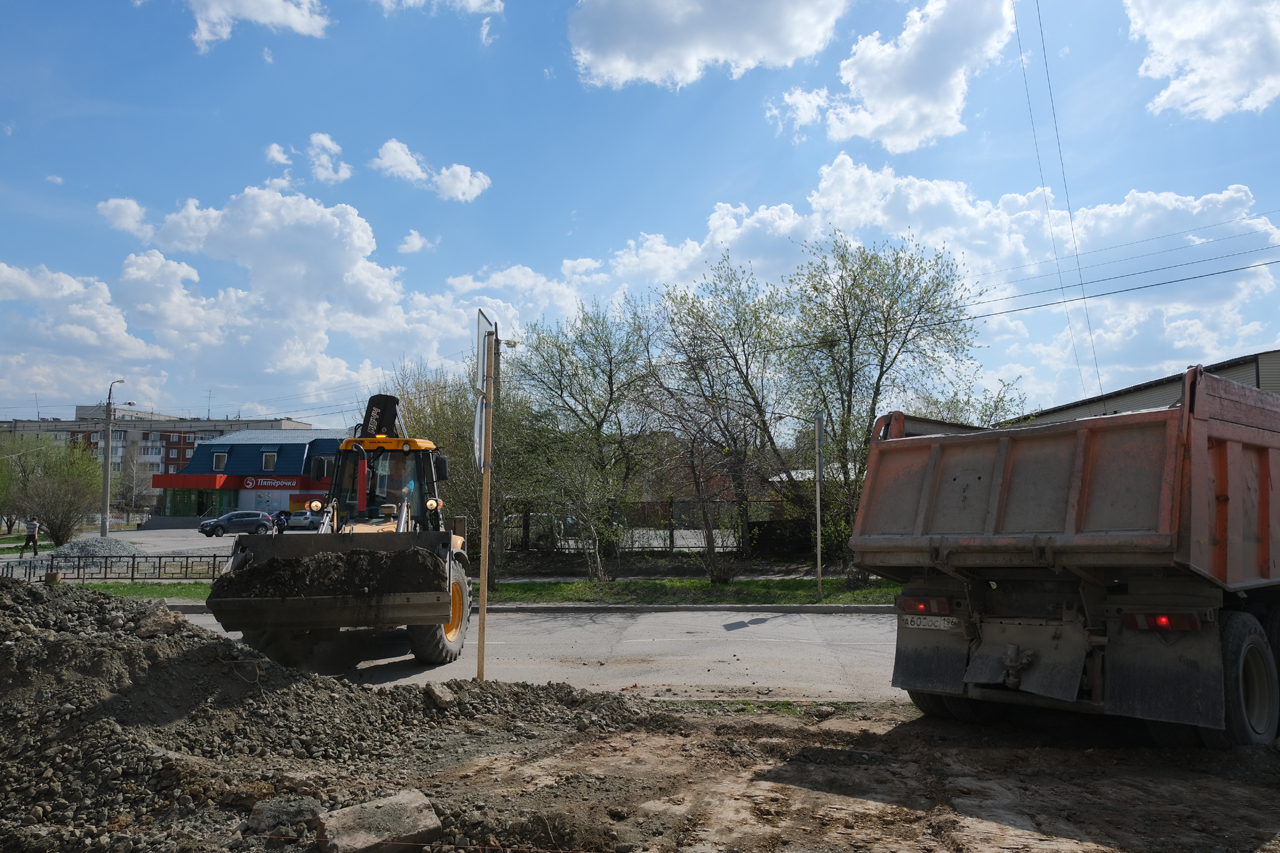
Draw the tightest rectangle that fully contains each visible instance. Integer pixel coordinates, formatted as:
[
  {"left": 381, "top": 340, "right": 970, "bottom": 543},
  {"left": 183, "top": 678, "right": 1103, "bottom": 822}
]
[
  {"left": 891, "top": 618, "right": 968, "bottom": 694},
  {"left": 1105, "top": 621, "right": 1224, "bottom": 727},
  {"left": 963, "top": 621, "right": 1087, "bottom": 702}
]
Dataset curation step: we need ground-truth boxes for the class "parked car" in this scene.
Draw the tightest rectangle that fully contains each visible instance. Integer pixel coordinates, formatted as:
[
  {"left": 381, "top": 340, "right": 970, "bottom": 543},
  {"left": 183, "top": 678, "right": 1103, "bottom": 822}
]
[
  {"left": 198, "top": 511, "right": 274, "bottom": 538},
  {"left": 287, "top": 510, "right": 322, "bottom": 530}
]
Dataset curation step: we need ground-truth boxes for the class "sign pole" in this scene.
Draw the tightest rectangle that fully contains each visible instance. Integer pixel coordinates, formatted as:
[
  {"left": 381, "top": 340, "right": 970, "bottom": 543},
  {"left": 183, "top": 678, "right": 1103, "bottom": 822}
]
[
  {"left": 477, "top": 329, "right": 495, "bottom": 681},
  {"left": 815, "top": 411, "right": 823, "bottom": 602}
]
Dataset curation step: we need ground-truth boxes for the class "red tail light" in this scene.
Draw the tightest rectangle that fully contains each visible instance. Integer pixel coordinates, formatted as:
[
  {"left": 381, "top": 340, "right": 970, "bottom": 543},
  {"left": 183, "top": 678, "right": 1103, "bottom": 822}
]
[
  {"left": 1122, "top": 612, "right": 1200, "bottom": 632},
  {"left": 895, "top": 596, "right": 950, "bottom": 615}
]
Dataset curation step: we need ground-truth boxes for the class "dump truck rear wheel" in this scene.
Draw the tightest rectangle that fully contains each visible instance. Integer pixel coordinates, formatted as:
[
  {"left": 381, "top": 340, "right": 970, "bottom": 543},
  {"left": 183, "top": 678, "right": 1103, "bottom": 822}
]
[
  {"left": 407, "top": 561, "right": 471, "bottom": 665},
  {"left": 907, "top": 691, "right": 953, "bottom": 718},
  {"left": 1263, "top": 606, "right": 1280, "bottom": 671},
  {"left": 1200, "top": 610, "right": 1279, "bottom": 749}
]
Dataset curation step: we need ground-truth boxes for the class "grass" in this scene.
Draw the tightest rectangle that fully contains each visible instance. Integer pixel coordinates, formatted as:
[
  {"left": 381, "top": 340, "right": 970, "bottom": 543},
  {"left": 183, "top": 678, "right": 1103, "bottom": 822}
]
[
  {"left": 479, "top": 577, "right": 899, "bottom": 606},
  {"left": 83, "top": 582, "right": 212, "bottom": 600},
  {"left": 76, "top": 577, "right": 897, "bottom": 606}
]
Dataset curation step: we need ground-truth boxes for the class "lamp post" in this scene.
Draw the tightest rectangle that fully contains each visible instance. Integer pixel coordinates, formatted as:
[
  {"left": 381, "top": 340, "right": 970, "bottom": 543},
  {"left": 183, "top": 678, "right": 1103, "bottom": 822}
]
[{"left": 100, "top": 380, "right": 127, "bottom": 538}]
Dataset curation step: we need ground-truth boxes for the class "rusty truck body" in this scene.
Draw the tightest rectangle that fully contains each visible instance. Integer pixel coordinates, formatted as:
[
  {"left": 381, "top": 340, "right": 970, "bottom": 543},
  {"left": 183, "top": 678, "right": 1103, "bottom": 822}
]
[{"left": 849, "top": 366, "right": 1280, "bottom": 747}]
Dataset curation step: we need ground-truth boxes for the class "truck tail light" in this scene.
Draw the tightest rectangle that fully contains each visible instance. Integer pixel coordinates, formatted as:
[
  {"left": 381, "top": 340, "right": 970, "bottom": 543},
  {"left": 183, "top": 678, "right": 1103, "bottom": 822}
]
[
  {"left": 895, "top": 596, "right": 950, "bottom": 615},
  {"left": 1122, "top": 612, "right": 1200, "bottom": 631}
]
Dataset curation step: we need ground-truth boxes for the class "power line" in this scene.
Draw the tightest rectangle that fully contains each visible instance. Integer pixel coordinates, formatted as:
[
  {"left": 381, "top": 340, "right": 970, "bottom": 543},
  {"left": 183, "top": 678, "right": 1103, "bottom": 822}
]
[
  {"left": 1035, "top": 0, "right": 1103, "bottom": 396},
  {"left": 966, "top": 241, "right": 1280, "bottom": 308},
  {"left": 1013, "top": 4, "right": 1085, "bottom": 394}
]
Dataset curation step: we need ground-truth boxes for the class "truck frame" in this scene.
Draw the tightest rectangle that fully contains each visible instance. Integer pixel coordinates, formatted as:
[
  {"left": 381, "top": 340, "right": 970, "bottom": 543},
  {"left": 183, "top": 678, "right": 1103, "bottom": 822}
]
[{"left": 849, "top": 366, "right": 1280, "bottom": 747}]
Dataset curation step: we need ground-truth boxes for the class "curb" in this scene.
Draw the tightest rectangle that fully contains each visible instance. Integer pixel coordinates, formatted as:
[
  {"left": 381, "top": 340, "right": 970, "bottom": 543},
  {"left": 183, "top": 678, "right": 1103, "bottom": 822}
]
[{"left": 170, "top": 601, "right": 894, "bottom": 616}]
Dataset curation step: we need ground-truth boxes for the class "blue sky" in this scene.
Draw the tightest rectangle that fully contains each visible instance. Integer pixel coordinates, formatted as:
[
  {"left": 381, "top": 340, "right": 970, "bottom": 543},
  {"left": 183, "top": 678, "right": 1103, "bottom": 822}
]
[{"left": 3, "top": 0, "right": 1280, "bottom": 426}]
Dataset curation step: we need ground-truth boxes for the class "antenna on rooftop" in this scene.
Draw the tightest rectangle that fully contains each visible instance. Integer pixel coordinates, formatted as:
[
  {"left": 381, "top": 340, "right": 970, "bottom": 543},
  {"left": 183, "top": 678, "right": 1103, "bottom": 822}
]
[
  {"left": 32, "top": 393, "right": 39, "bottom": 420},
  {"left": 205, "top": 390, "right": 213, "bottom": 420}
]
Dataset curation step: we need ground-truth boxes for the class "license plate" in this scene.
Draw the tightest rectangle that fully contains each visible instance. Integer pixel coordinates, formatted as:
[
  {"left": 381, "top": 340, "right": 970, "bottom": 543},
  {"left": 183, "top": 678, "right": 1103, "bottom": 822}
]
[{"left": 900, "top": 614, "right": 960, "bottom": 631}]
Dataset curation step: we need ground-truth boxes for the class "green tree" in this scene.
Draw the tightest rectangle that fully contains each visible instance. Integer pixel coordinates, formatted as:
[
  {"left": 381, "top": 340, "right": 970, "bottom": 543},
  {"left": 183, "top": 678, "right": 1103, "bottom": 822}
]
[
  {"left": 6, "top": 436, "right": 102, "bottom": 547},
  {"left": 0, "top": 437, "right": 19, "bottom": 535},
  {"left": 510, "top": 301, "right": 654, "bottom": 580},
  {"left": 786, "top": 232, "right": 998, "bottom": 582}
]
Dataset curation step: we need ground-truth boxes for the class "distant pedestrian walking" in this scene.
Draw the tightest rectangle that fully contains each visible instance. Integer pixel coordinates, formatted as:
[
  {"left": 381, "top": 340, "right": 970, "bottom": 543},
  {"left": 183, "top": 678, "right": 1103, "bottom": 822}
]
[{"left": 19, "top": 517, "right": 39, "bottom": 557}]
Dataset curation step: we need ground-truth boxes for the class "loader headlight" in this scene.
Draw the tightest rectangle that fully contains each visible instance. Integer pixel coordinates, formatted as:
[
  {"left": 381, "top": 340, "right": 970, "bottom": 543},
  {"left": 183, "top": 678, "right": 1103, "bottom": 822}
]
[
  {"left": 426, "top": 498, "right": 442, "bottom": 510},
  {"left": 308, "top": 500, "right": 323, "bottom": 512},
  {"left": 402, "top": 442, "right": 411, "bottom": 452}
]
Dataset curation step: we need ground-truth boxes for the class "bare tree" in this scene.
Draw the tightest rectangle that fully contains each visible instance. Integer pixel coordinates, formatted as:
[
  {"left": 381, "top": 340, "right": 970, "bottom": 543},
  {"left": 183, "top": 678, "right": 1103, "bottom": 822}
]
[
  {"left": 786, "top": 232, "right": 992, "bottom": 582},
  {"left": 114, "top": 444, "right": 158, "bottom": 522},
  {"left": 510, "top": 301, "right": 653, "bottom": 580}
]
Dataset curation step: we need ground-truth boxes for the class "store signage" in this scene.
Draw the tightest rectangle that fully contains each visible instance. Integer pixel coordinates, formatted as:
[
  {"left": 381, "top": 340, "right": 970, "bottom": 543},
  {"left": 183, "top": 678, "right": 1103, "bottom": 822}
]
[{"left": 243, "top": 477, "right": 298, "bottom": 489}]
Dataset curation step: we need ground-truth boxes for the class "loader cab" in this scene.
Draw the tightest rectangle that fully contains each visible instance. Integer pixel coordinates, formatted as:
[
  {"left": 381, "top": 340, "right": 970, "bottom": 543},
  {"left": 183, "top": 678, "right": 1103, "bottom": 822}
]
[{"left": 329, "top": 437, "right": 446, "bottom": 532}]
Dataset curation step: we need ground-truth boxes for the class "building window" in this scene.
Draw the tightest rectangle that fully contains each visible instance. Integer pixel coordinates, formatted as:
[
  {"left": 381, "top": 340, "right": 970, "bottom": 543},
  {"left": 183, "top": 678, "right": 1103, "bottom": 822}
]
[
  {"left": 149, "top": 463, "right": 161, "bottom": 472},
  {"left": 213, "top": 452, "right": 227, "bottom": 471},
  {"left": 90, "top": 432, "right": 100, "bottom": 442},
  {"left": 111, "top": 462, "right": 121, "bottom": 473},
  {"left": 170, "top": 433, "right": 181, "bottom": 442},
  {"left": 262, "top": 452, "right": 277, "bottom": 471},
  {"left": 112, "top": 430, "right": 125, "bottom": 440},
  {"left": 168, "top": 465, "right": 177, "bottom": 474},
  {"left": 185, "top": 449, "right": 193, "bottom": 458},
  {"left": 186, "top": 434, "right": 195, "bottom": 443},
  {"left": 168, "top": 449, "right": 177, "bottom": 458}
]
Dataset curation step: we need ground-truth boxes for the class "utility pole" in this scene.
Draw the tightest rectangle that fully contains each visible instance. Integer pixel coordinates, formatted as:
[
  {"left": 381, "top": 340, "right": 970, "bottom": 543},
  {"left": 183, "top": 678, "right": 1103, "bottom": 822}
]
[
  {"left": 477, "top": 329, "right": 495, "bottom": 681},
  {"left": 815, "top": 410, "right": 823, "bottom": 602},
  {"left": 101, "top": 380, "right": 124, "bottom": 538},
  {"left": 488, "top": 332, "right": 502, "bottom": 593}
]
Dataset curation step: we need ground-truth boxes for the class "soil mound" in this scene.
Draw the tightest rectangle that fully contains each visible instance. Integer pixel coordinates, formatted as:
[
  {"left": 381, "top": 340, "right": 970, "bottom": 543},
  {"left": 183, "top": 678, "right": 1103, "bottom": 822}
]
[{"left": 209, "top": 547, "right": 449, "bottom": 599}]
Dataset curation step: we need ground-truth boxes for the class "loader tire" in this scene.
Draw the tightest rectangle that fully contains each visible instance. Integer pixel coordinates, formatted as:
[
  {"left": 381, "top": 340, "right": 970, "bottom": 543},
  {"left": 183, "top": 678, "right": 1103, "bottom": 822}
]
[
  {"left": 907, "top": 690, "right": 953, "bottom": 719},
  {"left": 240, "top": 629, "right": 318, "bottom": 669},
  {"left": 408, "top": 560, "right": 471, "bottom": 665},
  {"left": 1199, "top": 610, "right": 1279, "bottom": 749}
]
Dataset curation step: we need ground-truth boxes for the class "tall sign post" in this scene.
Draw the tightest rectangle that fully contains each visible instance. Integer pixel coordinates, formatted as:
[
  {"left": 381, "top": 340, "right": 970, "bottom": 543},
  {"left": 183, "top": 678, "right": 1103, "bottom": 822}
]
[
  {"left": 474, "top": 310, "right": 496, "bottom": 681},
  {"left": 815, "top": 410, "right": 823, "bottom": 601}
]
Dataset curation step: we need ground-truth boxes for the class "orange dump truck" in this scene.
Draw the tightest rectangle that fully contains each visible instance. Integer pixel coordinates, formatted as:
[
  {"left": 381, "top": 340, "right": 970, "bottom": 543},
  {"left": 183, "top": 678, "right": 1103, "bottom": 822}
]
[{"left": 849, "top": 367, "right": 1280, "bottom": 747}]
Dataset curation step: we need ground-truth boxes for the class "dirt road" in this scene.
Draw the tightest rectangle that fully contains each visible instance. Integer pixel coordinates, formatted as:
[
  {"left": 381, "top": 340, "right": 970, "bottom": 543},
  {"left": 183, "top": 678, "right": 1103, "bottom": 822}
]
[{"left": 3, "top": 578, "right": 1280, "bottom": 853}]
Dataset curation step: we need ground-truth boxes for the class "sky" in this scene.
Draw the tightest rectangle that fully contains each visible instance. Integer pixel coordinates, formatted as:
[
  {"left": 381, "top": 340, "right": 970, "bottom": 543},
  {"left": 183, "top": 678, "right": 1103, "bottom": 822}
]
[{"left": 3, "top": 0, "right": 1280, "bottom": 428}]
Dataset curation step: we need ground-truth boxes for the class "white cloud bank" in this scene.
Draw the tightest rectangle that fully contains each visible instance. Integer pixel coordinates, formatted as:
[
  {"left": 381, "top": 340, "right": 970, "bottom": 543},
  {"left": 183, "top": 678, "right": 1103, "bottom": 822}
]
[
  {"left": 369, "top": 139, "right": 491, "bottom": 201},
  {"left": 398, "top": 229, "right": 438, "bottom": 253},
  {"left": 1126, "top": 0, "right": 1280, "bottom": 120},
  {"left": 183, "top": 0, "right": 330, "bottom": 52},
  {"left": 370, "top": 0, "right": 502, "bottom": 12},
  {"left": 774, "top": 0, "right": 1014, "bottom": 152},
  {"left": 569, "top": 0, "right": 850, "bottom": 88}
]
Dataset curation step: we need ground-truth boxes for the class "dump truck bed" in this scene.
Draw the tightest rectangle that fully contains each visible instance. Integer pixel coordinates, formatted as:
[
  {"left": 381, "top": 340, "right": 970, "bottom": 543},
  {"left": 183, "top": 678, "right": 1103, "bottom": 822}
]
[{"left": 851, "top": 367, "right": 1280, "bottom": 591}]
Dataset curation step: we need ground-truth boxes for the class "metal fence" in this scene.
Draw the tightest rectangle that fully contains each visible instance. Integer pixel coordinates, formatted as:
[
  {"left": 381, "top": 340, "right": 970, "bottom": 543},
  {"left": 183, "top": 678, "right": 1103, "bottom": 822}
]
[
  {"left": 503, "top": 500, "right": 800, "bottom": 554},
  {"left": 1, "top": 555, "right": 222, "bottom": 583}
]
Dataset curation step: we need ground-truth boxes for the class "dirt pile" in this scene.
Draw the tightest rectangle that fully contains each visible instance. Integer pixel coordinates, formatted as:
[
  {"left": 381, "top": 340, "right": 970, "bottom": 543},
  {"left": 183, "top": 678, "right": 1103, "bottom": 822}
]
[
  {"left": 209, "top": 548, "right": 448, "bottom": 599},
  {"left": 4, "top": 575, "right": 1280, "bottom": 853}
]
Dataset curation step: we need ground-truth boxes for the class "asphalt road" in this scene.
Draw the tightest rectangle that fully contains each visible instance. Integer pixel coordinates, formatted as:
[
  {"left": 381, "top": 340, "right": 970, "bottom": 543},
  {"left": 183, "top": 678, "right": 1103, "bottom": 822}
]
[{"left": 190, "top": 609, "right": 902, "bottom": 703}]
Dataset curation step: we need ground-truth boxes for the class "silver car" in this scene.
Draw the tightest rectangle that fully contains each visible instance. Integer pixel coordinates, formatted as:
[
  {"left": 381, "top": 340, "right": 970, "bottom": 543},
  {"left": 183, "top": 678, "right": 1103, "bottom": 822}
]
[{"left": 286, "top": 510, "right": 322, "bottom": 530}]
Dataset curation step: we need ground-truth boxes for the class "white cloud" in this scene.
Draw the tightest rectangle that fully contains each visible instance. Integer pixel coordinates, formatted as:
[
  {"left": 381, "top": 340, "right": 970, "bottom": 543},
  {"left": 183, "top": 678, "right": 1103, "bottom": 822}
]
[
  {"left": 1125, "top": 0, "right": 1280, "bottom": 120},
  {"left": 369, "top": 139, "right": 430, "bottom": 183},
  {"left": 480, "top": 16, "right": 494, "bottom": 46},
  {"left": 570, "top": 0, "right": 850, "bottom": 89},
  {"left": 433, "top": 163, "right": 490, "bottom": 202},
  {"left": 0, "top": 263, "right": 167, "bottom": 368},
  {"left": 183, "top": 0, "right": 330, "bottom": 53},
  {"left": 307, "top": 132, "right": 353, "bottom": 183},
  {"left": 265, "top": 143, "right": 291, "bottom": 165},
  {"left": 46, "top": 175, "right": 63, "bottom": 185},
  {"left": 98, "top": 198, "right": 155, "bottom": 242},
  {"left": 369, "top": 139, "right": 491, "bottom": 201},
  {"left": 447, "top": 265, "right": 580, "bottom": 317},
  {"left": 116, "top": 250, "right": 256, "bottom": 354},
  {"left": 781, "top": 0, "right": 1017, "bottom": 153},
  {"left": 263, "top": 47, "right": 274, "bottom": 63},
  {"left": 397, "top": 229, "right": 439, "bottom": 253}
]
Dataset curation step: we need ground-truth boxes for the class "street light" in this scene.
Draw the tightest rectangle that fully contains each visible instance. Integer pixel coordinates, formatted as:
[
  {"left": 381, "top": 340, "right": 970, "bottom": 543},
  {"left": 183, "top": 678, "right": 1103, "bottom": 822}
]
[{"left": 100, "top": 380, "right": 135, "bottom": 538}]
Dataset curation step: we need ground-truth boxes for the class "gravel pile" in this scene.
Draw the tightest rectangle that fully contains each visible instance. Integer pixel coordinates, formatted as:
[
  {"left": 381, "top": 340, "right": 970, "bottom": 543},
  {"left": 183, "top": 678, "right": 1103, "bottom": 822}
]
[
  {"left": 0, "top": 576, "right": 666, "bottom": 852},
  {"left": 6, "top": 538, "right": 152, "bottom": 574}
]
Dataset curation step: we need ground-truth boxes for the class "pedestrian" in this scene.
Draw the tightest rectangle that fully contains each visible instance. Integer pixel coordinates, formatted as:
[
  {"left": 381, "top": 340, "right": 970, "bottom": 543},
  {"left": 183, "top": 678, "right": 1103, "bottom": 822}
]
[
  {"left": 274, "top": 512, "right": 287, "bottom": 535},
  {"left": 18, "top": 516, "right": 39, "bottom": 558}
]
